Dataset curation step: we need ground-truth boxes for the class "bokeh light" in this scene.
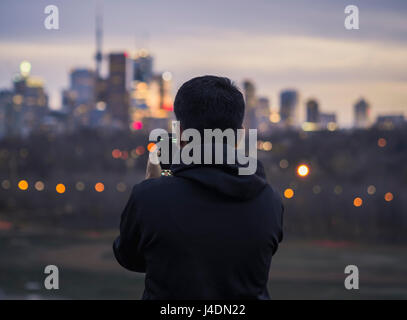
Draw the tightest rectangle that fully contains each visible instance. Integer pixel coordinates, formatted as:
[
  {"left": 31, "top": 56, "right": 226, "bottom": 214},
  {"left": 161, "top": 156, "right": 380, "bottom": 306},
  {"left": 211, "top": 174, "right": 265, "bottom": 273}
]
[
  {"left": 75, "top": 181, "right": 85, "bottom": 191},
  {"left": 34, "top": 181, "right": 44, "bottom": 191},
  {"left": 297, "top": 164, "right": 310, "bottom": 177},
  {"left": 384, "top": 192, "right": 394, "bottom": 202},
  {"left": 279, "top": 159, "right": 289, "bottom": 169},
  {"left": 2, "top": 180, "right": 10, "bottom": 190},
  {"left": 269, "top": 112, "right": 281, "bottom": 123},
  {"left": 367, "top": 185, "right": 376, "bottom": 195},
  {"left": 312, "top": 185, "right": 321, "bottom": 194},
  {"left": 334, "top": 185, "right": 343, "bottom": 195},
  {"left": 121, "top": 150, "right": 129, "bottom": 160},
  {"left": 95, "top": 182, "right": 105, "bottom": 192},
  {"left": 378, "top": 138, "right": 387, "bottom": 148},
  {"left": 353, "top": 197, "right": 363, "bottom": 207},
  {"left": 136, "top": 146, "right": 145, "bottom": 155},
  {"left": 19, "top": 60, "right": 31, "bottom": 76},
  {"left": 56, "top": 183, "right": 66, "bottom": 194},
  {"left": 132, "top": 121, "right": 143, "bottom": 130},
  {"left": 284, "top": 188, "right": 294, "bottom": 199},
  {"left": 116, "top": 182, "right": 127, "bottom": 192},
  {"left": 18, "top": 180, "right": 28, "bottom": 190},
  {"left": 263, "top": 141, "right": 272, "bottom": 151},
  {"left": 147, "top": 142, "right": 157, "bottom": 152},
  {"left": 112, "top": 149, "right": 122, "bottom": 159}
]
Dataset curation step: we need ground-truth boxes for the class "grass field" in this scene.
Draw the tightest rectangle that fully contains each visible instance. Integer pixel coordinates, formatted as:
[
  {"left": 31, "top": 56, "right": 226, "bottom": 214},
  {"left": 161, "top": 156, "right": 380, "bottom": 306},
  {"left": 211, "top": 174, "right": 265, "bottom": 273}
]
[{"left": 1, "top": 229, "right": 406, "bottom": 300}]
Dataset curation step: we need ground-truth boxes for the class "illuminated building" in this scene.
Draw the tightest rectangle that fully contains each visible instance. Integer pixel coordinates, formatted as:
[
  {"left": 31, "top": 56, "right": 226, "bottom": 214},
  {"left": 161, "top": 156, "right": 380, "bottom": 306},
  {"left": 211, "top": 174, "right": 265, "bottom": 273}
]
[
  {"left": 108, "top": 52, "right": 129, "bottom": 127},
  {"left": 11, "top": 61, "right": 49, "bottom": 136},
  {"left": 354, "top": 98, "right": 370, "bottom": 129},
  {"left": 280, "top": 90, "right": 298, "bottom": 127},
  {"left": 62, "top": 68, "right": 95, "bottom": 127},
  {"left": 129, "top": 49, "right": 173, "bottom": 131},
  {"left": 302, "top": 99, "right": 320, "bottom": 131},
  {"left": 70, "top": 69, "right": 95, "bottom": 106},
  {"left": 319, "top": 113, "right": 337, "bottom": 131}
]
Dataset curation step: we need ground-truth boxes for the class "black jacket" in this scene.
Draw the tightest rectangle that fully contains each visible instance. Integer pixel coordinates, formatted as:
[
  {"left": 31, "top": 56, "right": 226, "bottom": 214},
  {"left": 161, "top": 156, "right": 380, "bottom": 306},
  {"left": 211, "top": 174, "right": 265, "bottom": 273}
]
[{"left": 113, "top": 157, "right": 284, "bottom": 300}]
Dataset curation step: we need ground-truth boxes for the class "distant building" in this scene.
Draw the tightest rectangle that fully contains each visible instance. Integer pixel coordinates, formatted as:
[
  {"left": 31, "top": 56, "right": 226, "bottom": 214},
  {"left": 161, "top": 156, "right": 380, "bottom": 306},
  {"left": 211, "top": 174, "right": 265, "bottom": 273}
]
[
  {"left": 0, "top": 90, "right": 13, "bottom": 138},
  {"left": 320, "top": 113, "right": 337, "bottom": 131},
  {"left": 70, "top": 69, "right": 95, "bottom": 106},
  {"left": 62, "top": 68, "right": 96, "bottom": 128},
  {"left": 12, "top": 63, "right": 49, "bottom": 137},
  {"left": 242, "top": 80, "right": 257, "bottom": 129},
  {"left": 354, "top": 98, "right": 370, "bottom": 129},
  {"left": 375, "top": 115, "right": 405, "bottom": 130},
  {"left": 280, "top": 90, "right": 298, "bottom": 127},
  {"left": 133, "top": 50, "right": 153, "bottom": 83},
  {"left": 108, "top": 53, "right": 129, "bottom": 128},
  {"left": 128, "top": 49, "right": 173, "bottom": 131},
  {"left": 306, "top": 99, "right": 320, "bottom": 123},
  {"left": 255, "top": 97, "right": 271, "bottom": 133}
]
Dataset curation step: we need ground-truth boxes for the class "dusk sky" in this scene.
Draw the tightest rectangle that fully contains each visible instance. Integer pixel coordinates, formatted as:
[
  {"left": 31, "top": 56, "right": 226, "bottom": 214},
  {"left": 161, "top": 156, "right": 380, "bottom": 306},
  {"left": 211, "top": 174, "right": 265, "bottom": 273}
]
[{"left": 1, "top": 0, "right": 406, "bottom": 126}]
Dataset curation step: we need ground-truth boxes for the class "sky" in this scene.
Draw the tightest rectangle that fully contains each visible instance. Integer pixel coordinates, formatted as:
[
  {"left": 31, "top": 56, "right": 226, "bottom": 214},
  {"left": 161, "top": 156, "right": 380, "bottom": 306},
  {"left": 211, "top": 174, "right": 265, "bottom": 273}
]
[{"left": 0, "top": 0, "right": 406, "bottom": 126}]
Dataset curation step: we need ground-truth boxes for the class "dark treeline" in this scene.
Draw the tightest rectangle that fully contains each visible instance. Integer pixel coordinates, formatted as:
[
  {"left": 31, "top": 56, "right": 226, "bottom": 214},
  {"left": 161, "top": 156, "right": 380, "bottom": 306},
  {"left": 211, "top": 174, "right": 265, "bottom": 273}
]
[{"left": 0, "top": 127, "right": 406, "bottom": 243}]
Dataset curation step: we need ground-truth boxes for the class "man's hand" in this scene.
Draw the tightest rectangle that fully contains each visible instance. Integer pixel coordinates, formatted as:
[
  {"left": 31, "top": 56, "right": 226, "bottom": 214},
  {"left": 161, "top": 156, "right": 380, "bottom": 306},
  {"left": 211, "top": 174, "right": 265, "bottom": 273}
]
[{"left": 145, "top": 154, "right": 161, "bottom": 179}]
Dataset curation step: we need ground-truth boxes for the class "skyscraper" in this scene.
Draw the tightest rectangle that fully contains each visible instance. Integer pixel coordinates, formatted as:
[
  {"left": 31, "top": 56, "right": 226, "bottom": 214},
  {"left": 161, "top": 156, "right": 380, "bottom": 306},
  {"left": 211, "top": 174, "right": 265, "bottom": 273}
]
[
  {"left": 306, "top": 99, "right": 320, "bottom": 123},
  {"left": 70, "top": 69, "right": 95, "bottom": 107},
  {"left": 0, "top": 90, "right": 13, "bottom": 138},
  {"left": 11, "top": 62, "right": 48, "bottom": 136},
  {"left": 133, "top": 50, "right": 153, "bottom": 83},
  {"left": 94, "top": 3, "right": 103, "bottom": 80},
  {"left": 280, "top": 90, "right": 298, "bottom": 127},
  {"left": 243, "top": 80, "right": 257, "bottom": 129},
  {"left": 108, "top": 53, "right": 129, "bottom": 127},
  {"left": 255, "top": 97, "right": 271, "bottom": 133},
  {"left": 354, "top": 98, "right": 370, "bottom": 129}
]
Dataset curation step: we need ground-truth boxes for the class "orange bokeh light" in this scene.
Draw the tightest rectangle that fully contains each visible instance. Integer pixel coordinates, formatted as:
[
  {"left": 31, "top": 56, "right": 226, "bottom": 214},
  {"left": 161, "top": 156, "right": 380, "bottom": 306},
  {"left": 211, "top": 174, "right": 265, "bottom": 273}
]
[
  {"left": 147, "top": 142, "right": 157, "bottom": 152},
  {"left": 284, "top": 188, "right": 294, "bottom": 199},
  {"left": 56, "top": 183, "right": 66, "bottom": 194},
  {"left": 378, "top": 138, "right": 387, "bottom": 148},
  {"left": 353, "top": 197, "right": 363, "bottom": 207},
  {"left": 18, "top": 180, "right": 28, "bottom": 190},
  {"left": 384, "top": 192, "right": 394, "bottom": 202},
  {"left": 112, "top": 149, "right": 122, "bottom": 159},
  {"left": 95, "top": 182, "right": 105, "bottom": 192}
]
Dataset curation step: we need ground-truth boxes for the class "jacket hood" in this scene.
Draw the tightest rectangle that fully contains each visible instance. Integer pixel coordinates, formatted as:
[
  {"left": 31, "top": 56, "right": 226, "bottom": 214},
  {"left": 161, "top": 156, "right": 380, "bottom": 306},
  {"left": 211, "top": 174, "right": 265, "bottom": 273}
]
[{"left": 170, "top": 144, "right": 267, "bottom": 200}]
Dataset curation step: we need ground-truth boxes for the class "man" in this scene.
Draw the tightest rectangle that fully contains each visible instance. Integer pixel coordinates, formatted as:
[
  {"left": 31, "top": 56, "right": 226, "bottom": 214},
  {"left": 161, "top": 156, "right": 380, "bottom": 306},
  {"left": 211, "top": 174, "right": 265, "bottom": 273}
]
[{"left": 113, "top": 75, "right": 283, "bottom": 299}]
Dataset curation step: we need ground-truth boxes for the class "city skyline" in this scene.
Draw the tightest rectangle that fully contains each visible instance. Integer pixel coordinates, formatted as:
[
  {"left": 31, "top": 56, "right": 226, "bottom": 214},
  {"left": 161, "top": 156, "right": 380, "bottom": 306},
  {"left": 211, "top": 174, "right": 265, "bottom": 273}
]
[{"left": 1, "top": 0, "right": 407, "bottom": 126}]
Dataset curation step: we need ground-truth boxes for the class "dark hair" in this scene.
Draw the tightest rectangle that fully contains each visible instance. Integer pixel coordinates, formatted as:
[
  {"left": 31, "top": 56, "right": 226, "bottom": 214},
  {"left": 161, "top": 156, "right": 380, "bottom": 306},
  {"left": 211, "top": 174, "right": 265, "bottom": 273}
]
[{"left": 174, "top": 76, "right": 245, "bottom": 132}]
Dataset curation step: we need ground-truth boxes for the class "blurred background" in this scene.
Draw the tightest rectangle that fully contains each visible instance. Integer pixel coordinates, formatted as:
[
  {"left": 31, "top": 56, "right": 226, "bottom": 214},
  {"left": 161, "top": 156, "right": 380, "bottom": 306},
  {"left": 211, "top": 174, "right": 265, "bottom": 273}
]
[{"left": 0, "top": 0, "right": 406, "bottom": 299}]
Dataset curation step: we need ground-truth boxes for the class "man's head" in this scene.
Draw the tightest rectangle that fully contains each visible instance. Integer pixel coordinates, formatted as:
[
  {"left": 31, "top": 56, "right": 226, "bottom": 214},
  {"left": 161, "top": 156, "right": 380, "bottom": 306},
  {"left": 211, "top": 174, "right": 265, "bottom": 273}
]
[{"left": 174, "top": 76, "right": 245, "bottom": 133}]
